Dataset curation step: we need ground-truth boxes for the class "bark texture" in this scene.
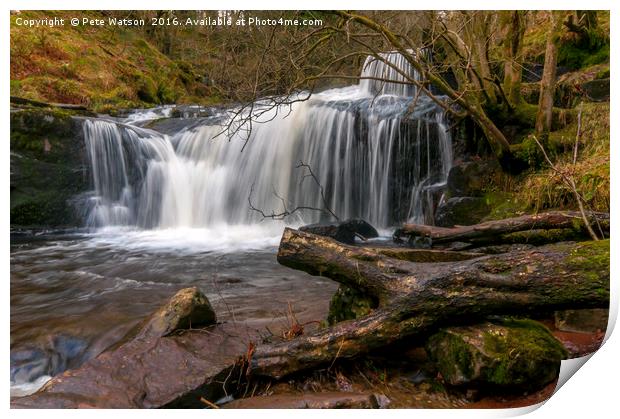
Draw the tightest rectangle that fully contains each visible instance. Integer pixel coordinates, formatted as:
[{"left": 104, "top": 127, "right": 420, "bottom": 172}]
[
  {"left": 394, "top": 211, "right": 609, "bottom": 246},
  {"left": 248, "top": 229, "right": 609, "bottom": 379}
]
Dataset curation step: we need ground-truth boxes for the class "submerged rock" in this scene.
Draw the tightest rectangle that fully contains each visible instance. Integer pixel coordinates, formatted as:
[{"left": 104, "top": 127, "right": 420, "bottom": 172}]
[
  {"left": 222, "top": 392, "right": 382, "bottom": 409},
  {"left": 425, "top": 318, "right": 567, "bottom": 391},
  {"left": 434, "top": 197, "right": 490, "bottom": 227},
  {"left": 299, "top": 219, "right": 379, "bottom": 245},
  {"left": 138, "top": 287, "right": 216, "bottom": 339},
  {"left": 554, "top": 309, "right": 609, "bottom": 334}
]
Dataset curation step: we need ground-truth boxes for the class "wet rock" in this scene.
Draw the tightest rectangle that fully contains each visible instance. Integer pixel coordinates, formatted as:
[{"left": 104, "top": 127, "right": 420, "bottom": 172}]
[
  {"left": 581, "top": 78, "right": 610, "bottom": 102},
  {"left": 11, "top": 322, "right": 255, "bottom": 408},
  {"left": 10, "top": 108, "right": 89, "bottom": 228},
  {"left": 425, "top": 318, "right": 567, "bottom": 391},
  {"left": 299, "top": 219, "right": 379, "bottom": 245},
  {"left": 434, "top": 197, "right": 490, "bottom": 227},
  {"left": 137, "top": 287, "right": 216, "bottom": 339},
  {"left": 222, "top": 392, "right": 381, "bottom": 409},
  {"left": 446, "top": 160, "right": 500, "bottom": 198},
  {"left": 554, "top": 309, "right": 609, "bottom": 334},
  {"left": 327, "top": 286, "right": 378, "bottom": 325},
  {"left": 11, "top": 288, "right": 250, "bottom": 409}
]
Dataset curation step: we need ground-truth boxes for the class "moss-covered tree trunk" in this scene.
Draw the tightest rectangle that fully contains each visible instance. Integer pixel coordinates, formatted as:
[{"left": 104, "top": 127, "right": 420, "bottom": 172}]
[
  {"left": 535, "top": 11, "right": 566, "bottom": 139},
  {"left": 501, "top": 11, "right": 526, "bottom": 106},
  {"left": 249, "top": 229, "right": 609, "bottom": 379},
  {"left": 395, "top": 210, "right": 609, "bottom": 246}
]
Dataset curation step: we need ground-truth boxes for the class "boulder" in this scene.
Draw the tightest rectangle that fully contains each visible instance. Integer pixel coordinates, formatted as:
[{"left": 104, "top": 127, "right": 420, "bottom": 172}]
[
  {"left": 137, "top": 287, "right": 216, "bottom": 339},
  {"left": 425, "top": 318, "right": 568, "bottom": 391},
  {"left": 446, "top": 160, "right": 500, "bottom": 198},
  {"left": 299, "top": 219, "right": 379, "bottom": 245},
  {"left": 434, "top": 197, "right": 490, "bottom": 227},
  {"left": 222, "top": 392, "right": 382, "bottom": 409}
]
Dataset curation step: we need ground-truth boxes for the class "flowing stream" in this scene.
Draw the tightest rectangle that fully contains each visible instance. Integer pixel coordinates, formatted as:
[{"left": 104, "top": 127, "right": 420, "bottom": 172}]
[{"left": 10, "top": 52, "right": 453, "bottom": 396}]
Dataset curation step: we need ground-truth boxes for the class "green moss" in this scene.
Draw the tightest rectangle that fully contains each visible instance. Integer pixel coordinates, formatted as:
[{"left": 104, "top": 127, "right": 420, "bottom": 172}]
[
  {"left": 11, "top": 190, "right": 77, "bottom": 226},
  {"left": 11, "top": 11, "right": 220, "bottom": 111},
  {"left": 481, "top": 192, "right": 527, "bottom": 222},
  {"left": 327, "top": 286, "right": 378, "bottom": 325},
  {"left": 482, "top": 318, "right": 567, "bottom": 386},
  {"left": 500, "top": 228, "right": 582, "bottom": 245},
  {"left": 565, "top": 239, "right": 610, "bottom": 284},
  {"left": 427, "top": 319, "right": 567, "bottom": 390},
  {"left": 10, "top": 108, "right": 88, "bottom": 227},
  {"left": 427, "top": 331, "right": 476, "bottom": 381}
]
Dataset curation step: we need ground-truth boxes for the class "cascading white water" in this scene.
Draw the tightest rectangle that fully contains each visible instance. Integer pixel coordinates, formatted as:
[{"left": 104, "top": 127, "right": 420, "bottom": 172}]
[
  {"left": 82, "top": 52, "right": 452, "bottom": 236},
  {"left": 360, "top": 51, "right": 422, "bottom": 97}
]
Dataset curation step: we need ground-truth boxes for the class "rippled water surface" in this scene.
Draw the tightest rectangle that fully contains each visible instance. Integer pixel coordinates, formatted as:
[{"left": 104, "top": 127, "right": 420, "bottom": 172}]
[{"left": 10, "top": 228, "right": 337, "bottom": 396}]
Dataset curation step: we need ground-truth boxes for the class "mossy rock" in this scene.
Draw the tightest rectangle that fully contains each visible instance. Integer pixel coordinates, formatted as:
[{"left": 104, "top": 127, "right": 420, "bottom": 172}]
[
  {"left": 446, "top": 160, "right": 501, "bottom": 198},
  {"left": 434, "top": 197, "right": 490, "bottom": 227},
  {"left": 425, "top": 318, "right": 568, "bottom": 391},
  {"left": 480, "top": 191, "right": 527, "bottom": 222},
  {"left": 10, "top": 108, "right": 88, "bottom": 228},
  {"left": 327, "top": 285, "right": 378, "bottom": 325},
  {"left": 137, "top": 287, "right": 216, "bottom": 339}
]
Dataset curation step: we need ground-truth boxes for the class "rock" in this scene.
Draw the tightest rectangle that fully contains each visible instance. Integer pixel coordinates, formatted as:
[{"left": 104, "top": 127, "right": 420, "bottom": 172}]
[
  {"left": 554, "top": 309, "right": 609, "bottom": 334},
  {"left": 10, "top": 289, "right": 241, "bottom": 409},
  {"left": 446, "top": 160, "right": 500, "bottom": 198},
  {"left": 222, "top": 392, "right": 381, "bottom": 409},
  {"left": 580, "top": 78, "right": 610, "bottom": 102},
  {"left": 137, "top": 287, "right": 216, "bottom": 339},
  {"left": 434, "top": 197, "right": 490, "bottom": 227},
  {"left": 10, "top": 108, "right": 89, "bottom": 228},
  {"left": 299, "top": 219, "right": 379, "bottom": 245},
  {"left": 327, "top": 286, "right": 378, "bottom": 325},
  {"left": 425, "top": 318, "right": 568, "bottom": 391},
  {"left": 11, "top": 322, "right": 256, "bottom": 408}
]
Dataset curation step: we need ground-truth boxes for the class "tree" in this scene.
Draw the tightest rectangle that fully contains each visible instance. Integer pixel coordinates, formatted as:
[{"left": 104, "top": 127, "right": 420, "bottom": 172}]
[
  {"left": 535, "top": 11, "right": 566, "bottom": 140},
  {"left": 501, "top": 11, "right": 527, "bottom": 106}
]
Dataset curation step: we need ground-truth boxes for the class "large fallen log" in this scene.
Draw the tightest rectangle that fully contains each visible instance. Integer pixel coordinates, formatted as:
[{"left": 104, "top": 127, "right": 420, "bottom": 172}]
[
  {"left": 394, "top": 211, "right": 609, "bottom": 246},
  {"left": 249, "top": 228, "right": 609, "bottom": 379}
]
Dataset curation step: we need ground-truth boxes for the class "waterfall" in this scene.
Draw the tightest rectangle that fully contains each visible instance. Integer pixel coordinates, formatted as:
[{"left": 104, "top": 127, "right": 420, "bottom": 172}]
[
  {"left": 360, "top": 51, "right": 421, "bottom": 97},
  {"left": 82, "top": 52, "right": 452, "bottom": 233}
]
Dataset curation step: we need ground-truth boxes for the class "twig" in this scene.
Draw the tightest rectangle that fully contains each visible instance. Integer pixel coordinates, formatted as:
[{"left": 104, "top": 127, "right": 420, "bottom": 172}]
[
  {"left": 328, "top": 338, "right": 346, "bottom": 372},
  {"left": 532, "top": 135, "right": 598, "bottom": 240},
  {"left": 573, "top": 103, "right": 582, "bottom": 165},
  {"left": 199, "top": 397, "right": 220, "bottom": 409},
  {"left": 248, "top": 161, "right": 340, "bottom": 222}
]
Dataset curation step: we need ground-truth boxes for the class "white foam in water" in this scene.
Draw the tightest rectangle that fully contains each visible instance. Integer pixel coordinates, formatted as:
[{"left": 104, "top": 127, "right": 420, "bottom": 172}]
[
  {"left": 123, "top": 106, "right": 173, "bottom": 125},
  {"left": 87, "top": 223, "right": 286, "bottom": 253},
  {"left": 11, "top": 375, "right": 52, "bottom": 398}
]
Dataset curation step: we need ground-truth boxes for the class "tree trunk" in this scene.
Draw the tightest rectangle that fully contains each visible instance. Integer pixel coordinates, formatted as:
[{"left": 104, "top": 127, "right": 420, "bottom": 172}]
[
  {"left": 535, "top": 11, "right": 565, "bottom": 138},
  {"left": 395, "top": 211, "right": 609, "bottom": 246},
  {"left": 502, "top": 11, "right": 526, "bottom": 106},
  {"left": 249, "top": 229, "right": 609, "bottom": 379}
]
